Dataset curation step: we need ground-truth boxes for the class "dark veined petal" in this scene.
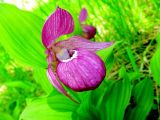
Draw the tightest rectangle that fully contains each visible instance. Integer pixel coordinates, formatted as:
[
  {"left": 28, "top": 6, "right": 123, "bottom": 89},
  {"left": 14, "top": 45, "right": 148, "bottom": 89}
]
[
  {"left": 79, "top": 8, "right": 88, "bottom": 23},
  {"left": 42, "top": 7, "right": 74, "bottom": 48},
  {"left": 56, "top": 48, "right": 106, "bottom": 91},
  {"left": 55, "top": 36, "right": 113, "bottom": 52},
  {"left": 81, "top": 24, "right": 96, "bottom": 39}
]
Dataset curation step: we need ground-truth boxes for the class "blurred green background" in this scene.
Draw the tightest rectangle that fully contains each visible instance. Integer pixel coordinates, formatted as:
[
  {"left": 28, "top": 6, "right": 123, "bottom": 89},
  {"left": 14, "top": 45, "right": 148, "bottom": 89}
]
[{"left": 0, "top": 0, "right": 159, "bottom": 120}]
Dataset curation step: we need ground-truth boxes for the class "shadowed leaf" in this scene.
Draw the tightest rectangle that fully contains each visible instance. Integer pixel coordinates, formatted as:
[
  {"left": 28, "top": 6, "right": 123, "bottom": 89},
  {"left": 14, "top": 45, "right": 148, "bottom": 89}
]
[
  {"left": 124, "top": 78, "right": 154, "bottom": 120},
  {"left": 100, "top": 67, "right": 131, "bottom": 120}
]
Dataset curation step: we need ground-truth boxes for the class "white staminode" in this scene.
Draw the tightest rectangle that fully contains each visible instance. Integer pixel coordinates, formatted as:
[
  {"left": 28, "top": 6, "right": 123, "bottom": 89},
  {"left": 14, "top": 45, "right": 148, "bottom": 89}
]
[{"left": 61, "top": 50, "right": 78, "bottom": 62}]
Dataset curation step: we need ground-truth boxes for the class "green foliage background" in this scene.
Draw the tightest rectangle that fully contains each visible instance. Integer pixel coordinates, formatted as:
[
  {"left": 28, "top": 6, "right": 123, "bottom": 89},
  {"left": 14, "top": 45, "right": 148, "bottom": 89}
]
[{"left": 0, "top": 0, "right": 159, "bottom": 120}]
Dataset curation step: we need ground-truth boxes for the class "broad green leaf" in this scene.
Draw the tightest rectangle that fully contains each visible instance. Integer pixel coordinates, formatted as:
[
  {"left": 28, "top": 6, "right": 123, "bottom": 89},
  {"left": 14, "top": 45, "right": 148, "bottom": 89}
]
[
  {"left": 150, "top": 34, "right": 160, "bottom": 85},
  {"left": 105, "top": 50, "right": 114, "bottom": 75},
  {"left": 124, "top": 78, "right": 154, "bottom": 120},
  {"left": 47, "top": 91, "right": 79, "bottom": 112},
  {"left": 0, "top": 4, "right": 47, "bottom": 68},
  {"left": 97, "top": 41, "right": 119, "bottom": 75},
  {"left": 75, "top": 81, "right": 113, "bottom": 120},
  {"left": 62, "top": 86, "right": 82, "bottom": 103},
  {"left": 20, "top": 93, "right": 77, "bottom": 120},
  {"left": 97, "top": 41, "right": 115, "bottom": 62},
  {"left": 150, "top": 47, "right": 160, "bottom": 85},
  {"left": 74, "top": 92, "right": 100, "bottom": 120},
  {"left": 100, "top": 67, "right": 131, "bottom": 120},
  {"left": 0, "top": 112, "right": 14, "bottom": 120},
  {"left": 90, "top": 79, "right": 112, "bottom": 107},
  {"left": 33, "top": 68, "right": 53, "bottom": 95}
]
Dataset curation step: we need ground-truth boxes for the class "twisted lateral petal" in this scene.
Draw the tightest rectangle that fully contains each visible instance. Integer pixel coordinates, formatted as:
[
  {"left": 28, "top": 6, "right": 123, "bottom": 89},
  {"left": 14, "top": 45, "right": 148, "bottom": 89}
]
[
  {"left": 47, "top": 65, "right": 68, "bottom": 95},
  {"left": 42, "top": 7, "right": 74, "bottom": 48},
  {"left": 48, "top": 65, "right": 79, "bottom": 103},
  {"left": 81, "top": 24, "right": 96, "bottom": 39},
  {"left": 79, "top": 8, "right": 88, "bottom": 23},
  {"left": 55, "top": 36, "right": 113, "bottom": 52},
  {"left": 56, "top": 49, "right": 106, "bottom": 91}
]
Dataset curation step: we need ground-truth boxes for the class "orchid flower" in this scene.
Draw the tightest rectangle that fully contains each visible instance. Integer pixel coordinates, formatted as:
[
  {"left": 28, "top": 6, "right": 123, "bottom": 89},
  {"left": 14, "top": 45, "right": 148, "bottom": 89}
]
[
  {"left": 79, "top": 8, "right": 96, "bottom": 39},
  {"left": 42, "top": 7, "right": 112, "bottom": 99}
]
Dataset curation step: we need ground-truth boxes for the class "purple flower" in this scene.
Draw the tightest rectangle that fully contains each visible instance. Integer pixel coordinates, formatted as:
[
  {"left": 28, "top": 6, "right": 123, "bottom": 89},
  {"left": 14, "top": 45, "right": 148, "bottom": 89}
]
[
  {"left": 79, "top": 8, "right": 96, "bottom": 39},
  {"left": 42, "top": 7, "right": 112, "bottom": 98}
]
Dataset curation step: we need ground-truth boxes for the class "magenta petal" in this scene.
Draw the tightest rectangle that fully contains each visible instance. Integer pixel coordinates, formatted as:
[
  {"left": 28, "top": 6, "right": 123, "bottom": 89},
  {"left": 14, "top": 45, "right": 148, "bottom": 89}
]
[
  {"left": 55, "top": 36, "right": 113, "bottom": 52},
  {"left": 42, "top": 7, "right": 74, "bottom": 48},
  {"left": 81, "top": 24, "right": 96, "bottom": 39},
  {"left": 56, "top": 48, "right": 106, "bottom": 91},
  {"left": 79, "top": 8, "right": 88, "bottom": 23},
  {"left": 47, "top": 60, "right": 78, "bottom": 103},
  {"left": 47, "top": 65, "right": 69, "bottom": 95}
]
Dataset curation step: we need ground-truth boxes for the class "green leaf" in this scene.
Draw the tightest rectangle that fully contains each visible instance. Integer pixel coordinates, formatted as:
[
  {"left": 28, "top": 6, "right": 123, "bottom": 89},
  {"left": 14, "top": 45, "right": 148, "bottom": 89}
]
[
  {"left": 33, "top": 68, "right": 53, "bottom": 95},
  {"left": 74, "top": 92, "right": 100, "bottom": 120},
  {"left": 97, "top": 42, "right": 114, "bottom": 62},
  {"left": 72, "top": 81, "right": 113, "bottom": 120},
  {"left": 20, "top": 93, "right": 77, "bottom": 120},
  {"left": 0, "top": 4, "right": 47, "bottom": 68},
  {"left": 97, "top": 42, "right": 118, "bottom": 75},
  {"left": 4, "top": 81, "right": 32, "bottom": 90},
  {"left": 47, "top": 91, "right": 79, "bottom": 112},
  {"left": 90, "top": 79, "right": 112, "bottom": 107},
  {"left": 150, "top": 47, "right": 160, "bottom": 85},
  {"left": 124, "top": 78, "right": 154, "bottom": 120},
  {"left": 100, "top": 67, "right": 131, "bottom": 120},
  {"left": 150, "top": 34, "right": 160, "bottom": 85},
  {"left": 126, "top": 47, "right": 139, "bottom": 72},
  {"left": 0, "top": 112, "right": 14, "bottom": 120}
]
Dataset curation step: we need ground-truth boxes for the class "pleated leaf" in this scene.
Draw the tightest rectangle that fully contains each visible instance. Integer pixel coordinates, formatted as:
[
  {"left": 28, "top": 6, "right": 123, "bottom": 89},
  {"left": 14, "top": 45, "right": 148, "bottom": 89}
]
[
  {"left": 47, "top": 91, "right": 79, "bottom": 112},
  {"left": 0, "top": 4, "right": 47, "bottom": 68},
  {"left": 20, "top": 93, "right": 78, "bottom": 120},
  {"left": 124, "top": 78, "right": 154, "bottom": 120},
  {"left": 90, "top": 79, "right": 113, "bottom": 107},
  {"left": 74, "top": 92, "right": 100, "bottom": 120},
  {"left": 150, "top": 47, "right": 160, "bottom": 85},
  {"left": 150, "top": 34, "right": 160, "bottom": 85},
  {"left": 100, "top": 67, "right": 131, "bottom": 120}
]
